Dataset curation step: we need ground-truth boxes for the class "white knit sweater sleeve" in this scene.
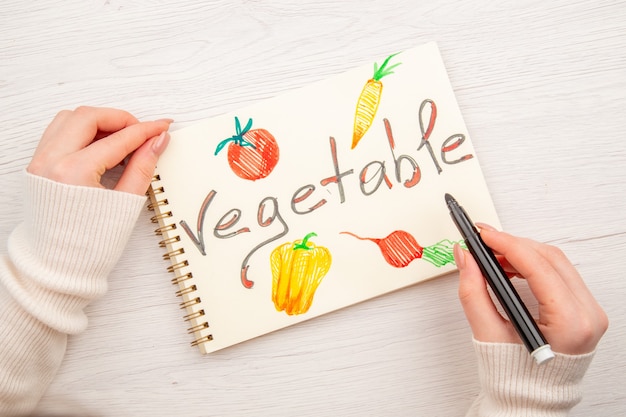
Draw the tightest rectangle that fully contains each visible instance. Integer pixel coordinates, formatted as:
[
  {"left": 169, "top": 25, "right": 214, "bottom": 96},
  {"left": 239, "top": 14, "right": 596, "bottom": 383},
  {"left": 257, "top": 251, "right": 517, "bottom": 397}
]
[
  {"left": 466, "top": 339, "right": 595, "bottom": 417},
  {"left": 0, "top": 171, "right": 146, "bottom": 416}
]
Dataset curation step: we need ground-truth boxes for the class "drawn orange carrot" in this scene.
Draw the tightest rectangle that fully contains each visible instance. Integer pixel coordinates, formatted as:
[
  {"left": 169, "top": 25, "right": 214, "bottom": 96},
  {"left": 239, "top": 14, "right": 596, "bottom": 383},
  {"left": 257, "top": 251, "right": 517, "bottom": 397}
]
[{"left": 351, "top": 53, "right": 401, "bottom": 149}]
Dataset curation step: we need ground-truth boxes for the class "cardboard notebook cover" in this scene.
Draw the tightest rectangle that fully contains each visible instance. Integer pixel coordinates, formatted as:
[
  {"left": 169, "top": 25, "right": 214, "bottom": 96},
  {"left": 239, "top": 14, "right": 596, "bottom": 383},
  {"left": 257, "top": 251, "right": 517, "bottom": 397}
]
[{"left": 148, "top": 42, "right": 500, "bottom": 353}]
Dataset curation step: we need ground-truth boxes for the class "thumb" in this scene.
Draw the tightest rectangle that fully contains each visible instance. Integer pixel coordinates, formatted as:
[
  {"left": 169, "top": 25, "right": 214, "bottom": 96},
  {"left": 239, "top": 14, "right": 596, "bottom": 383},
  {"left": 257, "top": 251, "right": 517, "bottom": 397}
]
[
  {"left": 454, "top": 243, "right": 517, "bottom": 343},
  {"left": 115, "top": 131, "right": 170, "bottom": 195}
]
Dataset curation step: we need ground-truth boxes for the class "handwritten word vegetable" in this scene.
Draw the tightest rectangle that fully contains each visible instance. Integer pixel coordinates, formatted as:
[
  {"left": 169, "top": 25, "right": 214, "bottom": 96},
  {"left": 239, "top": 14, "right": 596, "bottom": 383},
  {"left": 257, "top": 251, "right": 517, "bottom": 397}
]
[
  {"left": 341, "top": 231, "right": 462, "bottom": 268},
  {"left": 270, "top": 232, "right": 332, "bottom": 315},
  {"left": 215, "top": 117, "right": 279, "bottom": 181},
  {"left": 180, "top": 100, "right": 474, "bottom": 288},
  {"left": 351, "top": 53, "right": 401, "bottom": 149}
]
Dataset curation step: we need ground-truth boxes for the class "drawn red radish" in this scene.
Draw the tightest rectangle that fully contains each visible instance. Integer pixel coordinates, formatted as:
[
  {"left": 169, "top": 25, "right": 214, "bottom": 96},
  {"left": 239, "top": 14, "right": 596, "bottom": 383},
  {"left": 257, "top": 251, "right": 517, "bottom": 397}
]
[
  {"left": 341, "top": 230, "right": 462, "bottom": 268},
  {"left": 341, "top": 230, "right": 423, "bottom": 268},
  {"left": 214, "top": 117, "right": 279, "bottom": 181}
]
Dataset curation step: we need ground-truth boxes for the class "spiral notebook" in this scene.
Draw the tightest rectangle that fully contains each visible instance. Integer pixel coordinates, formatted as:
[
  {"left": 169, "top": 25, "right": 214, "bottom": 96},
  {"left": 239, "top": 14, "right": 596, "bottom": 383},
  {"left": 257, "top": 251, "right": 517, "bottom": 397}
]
[{"left": 148, "top": 42, "right": 500, "bottom": 354}]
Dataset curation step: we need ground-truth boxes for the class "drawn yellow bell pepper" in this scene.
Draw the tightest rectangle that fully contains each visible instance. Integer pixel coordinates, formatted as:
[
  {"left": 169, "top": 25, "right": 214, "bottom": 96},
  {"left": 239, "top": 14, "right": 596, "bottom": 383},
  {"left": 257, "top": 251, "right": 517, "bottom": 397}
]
[{"left": 270, "top": 232, "right": 332, "bottom": 315}]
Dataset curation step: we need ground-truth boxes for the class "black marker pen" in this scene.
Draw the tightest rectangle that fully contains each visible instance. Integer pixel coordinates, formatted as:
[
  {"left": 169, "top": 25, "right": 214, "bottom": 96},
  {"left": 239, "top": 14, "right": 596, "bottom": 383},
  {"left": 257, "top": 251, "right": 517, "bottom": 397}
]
[{"left": 445, "top": 193, "right": 555, "bottom": 365}]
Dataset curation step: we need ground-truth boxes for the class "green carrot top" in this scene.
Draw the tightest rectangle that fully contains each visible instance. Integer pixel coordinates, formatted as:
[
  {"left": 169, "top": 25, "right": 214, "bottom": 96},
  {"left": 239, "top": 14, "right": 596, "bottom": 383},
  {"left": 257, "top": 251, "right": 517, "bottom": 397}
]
[{"left": 372, "top": 53, "right": 401, "bottom": 81}]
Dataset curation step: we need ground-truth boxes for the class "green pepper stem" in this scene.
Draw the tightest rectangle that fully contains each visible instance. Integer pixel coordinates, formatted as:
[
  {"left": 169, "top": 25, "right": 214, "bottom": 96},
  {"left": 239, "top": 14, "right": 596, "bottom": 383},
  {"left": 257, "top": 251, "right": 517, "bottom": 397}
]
[{"left": 293, "top": 232, "right": 317, "bottom": 250}]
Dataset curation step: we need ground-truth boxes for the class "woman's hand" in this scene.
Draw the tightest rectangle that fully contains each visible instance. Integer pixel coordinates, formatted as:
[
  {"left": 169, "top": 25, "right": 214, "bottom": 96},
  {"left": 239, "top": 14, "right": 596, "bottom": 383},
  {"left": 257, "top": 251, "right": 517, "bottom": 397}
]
[
  {"left": 27, "top": 106, "right": 173, "bottom": 195},
  {"left": 454, "top": 226, "right": 608, "bottom": 355}
]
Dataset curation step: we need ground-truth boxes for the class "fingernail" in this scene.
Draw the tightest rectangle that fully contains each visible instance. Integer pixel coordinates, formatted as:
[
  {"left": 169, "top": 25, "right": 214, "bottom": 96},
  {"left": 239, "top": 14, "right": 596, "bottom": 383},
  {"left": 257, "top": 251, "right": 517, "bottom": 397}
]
[
  {"left": 475, "top": 222, "right": 497, "bottom": 231},
  {"left": 156, "top": 118, "right": 174, "bottom": 124},
  {"left": 152, "top": 131, "right": 171, "bottom": 155},
  {"left": 453, "top": 243, "right": 465, "bottom": 270}
]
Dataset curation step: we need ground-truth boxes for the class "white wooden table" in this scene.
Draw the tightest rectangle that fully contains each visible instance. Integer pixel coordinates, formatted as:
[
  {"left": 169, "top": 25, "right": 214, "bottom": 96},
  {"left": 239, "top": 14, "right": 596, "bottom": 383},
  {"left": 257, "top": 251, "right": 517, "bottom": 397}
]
[{"left": 1, "top": 1, "right": 625, "bottom": 415}]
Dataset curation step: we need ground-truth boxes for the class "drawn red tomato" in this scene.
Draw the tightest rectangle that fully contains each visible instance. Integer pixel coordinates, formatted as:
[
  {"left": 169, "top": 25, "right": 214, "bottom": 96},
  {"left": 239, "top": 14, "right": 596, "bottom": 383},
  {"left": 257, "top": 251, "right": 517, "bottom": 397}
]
[{"left": 214, "top": 117, "right": 279, "bottom": 181}]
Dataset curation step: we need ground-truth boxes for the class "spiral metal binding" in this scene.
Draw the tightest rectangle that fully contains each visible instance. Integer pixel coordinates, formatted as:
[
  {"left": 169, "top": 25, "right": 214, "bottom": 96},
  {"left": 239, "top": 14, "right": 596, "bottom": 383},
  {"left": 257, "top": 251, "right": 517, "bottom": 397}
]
[
  {"left": 172, "top": 272, "right": 193, "bottom": 285},
  {"left": 175, "top": 285, "right": 197, "bottom": 297},
  {"left": 180, "top": 297, "right": 201, "bottom": 309},
  {"left": 190, "top": 334, "right": 214, "bottom": 347},
  {"left": 148, "top": 174, "right": 212, "bottom": 349},
  {"left": 183, "top": 309, "right": 205, "bottom": 321},
  {"left": 159, "top": 235, "right": 180, "bottom": 248},
  {"left": 155, "top": 223, "right": 177, "bottom": 236},
  {"left": 187, "top": 322, "right": 209, "bottom": 333},
  {"left": 163, "top": 247, "right": 185, "bottom": 260},
  {"left": 151, "top": 211, "right": 172, "bottom": 223},
  {"left": 147, "top": 198, "right": 168, "bottom": 211},
  {"left": 167, "top": 260, "right": 188, "bottom": 273}
]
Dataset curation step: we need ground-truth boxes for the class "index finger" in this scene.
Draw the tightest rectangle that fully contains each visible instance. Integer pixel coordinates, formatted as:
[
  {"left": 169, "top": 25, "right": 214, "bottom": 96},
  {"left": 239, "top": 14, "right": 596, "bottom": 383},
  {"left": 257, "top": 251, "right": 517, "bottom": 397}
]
[
  {"left": 39, "top": 106, "right": 139, "bottom": 152},
  {"left": 82, "top": 120, "right": 173, "bottom": 170}
]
